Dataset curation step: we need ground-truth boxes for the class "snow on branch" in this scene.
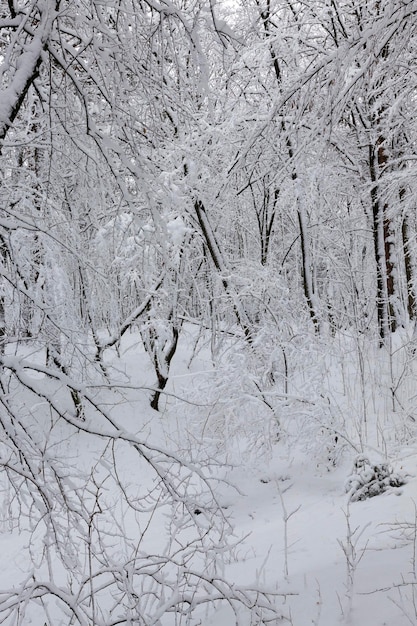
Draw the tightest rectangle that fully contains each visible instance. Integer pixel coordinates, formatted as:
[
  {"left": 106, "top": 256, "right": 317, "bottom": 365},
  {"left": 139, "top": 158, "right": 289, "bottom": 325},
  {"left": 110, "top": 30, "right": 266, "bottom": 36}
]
[{"left": 0, "top": 5, "right": 56, "bottom": 146}]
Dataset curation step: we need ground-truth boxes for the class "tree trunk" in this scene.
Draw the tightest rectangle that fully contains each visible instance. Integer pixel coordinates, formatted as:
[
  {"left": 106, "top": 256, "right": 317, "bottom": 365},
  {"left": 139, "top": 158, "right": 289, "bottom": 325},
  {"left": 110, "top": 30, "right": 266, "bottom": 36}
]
[
  {"left": 150, "top": 325, "right": 179, "bottom": 412},
  {"left": 297, "top": 206, "right": 320, "bottom": 332},
  {"left": 369, "top": 140, "right": 396, "bottom": 344},
  {"left": 402, "top": 212, "right": 416, "bottom": 321},
  {"left": 194, "top": 199, "right": 255, "bottom": 343}
]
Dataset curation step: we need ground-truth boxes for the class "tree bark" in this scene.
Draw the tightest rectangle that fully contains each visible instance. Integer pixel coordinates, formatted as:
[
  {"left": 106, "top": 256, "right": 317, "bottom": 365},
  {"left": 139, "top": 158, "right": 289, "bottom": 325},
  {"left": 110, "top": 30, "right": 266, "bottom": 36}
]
[
  {"left": 369, "top": 139, "right": 396, "bottom": 344},
  {"left": 194, "top": 199, "right": 255, "bottom": 343},
  {"left": 401, "top": 212, "right": 416, "bottom": 321}
]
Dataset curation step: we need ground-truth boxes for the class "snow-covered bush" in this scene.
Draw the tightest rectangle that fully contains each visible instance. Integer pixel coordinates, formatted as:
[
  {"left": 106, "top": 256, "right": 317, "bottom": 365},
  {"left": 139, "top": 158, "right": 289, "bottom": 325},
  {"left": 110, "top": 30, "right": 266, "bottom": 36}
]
[{"left": 345, "top": 454, "right": 406, "bottom": 502}]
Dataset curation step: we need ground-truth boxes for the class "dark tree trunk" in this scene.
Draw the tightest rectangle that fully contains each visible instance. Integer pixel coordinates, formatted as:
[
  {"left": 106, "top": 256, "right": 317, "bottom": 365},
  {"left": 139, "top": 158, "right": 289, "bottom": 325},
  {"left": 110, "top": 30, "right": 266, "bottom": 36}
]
[
  {"left": 194, "top": 199, "right": 254, "bottom": 343},
  {"left": 402, "top": 212, "right": 416, "bottom": 321},
  {"left": 150, "top": 325, "right": 179, "bottom": 412},
  {"left": 369, "top": 139, "right": 396, "bottom": 344}
]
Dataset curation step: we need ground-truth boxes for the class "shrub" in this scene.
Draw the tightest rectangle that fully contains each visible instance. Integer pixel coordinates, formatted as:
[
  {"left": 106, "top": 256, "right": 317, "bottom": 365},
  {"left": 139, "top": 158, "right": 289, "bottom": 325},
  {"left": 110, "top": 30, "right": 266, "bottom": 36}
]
[{"left": 345, "top": 454, "right": 406, "bottom": 502}]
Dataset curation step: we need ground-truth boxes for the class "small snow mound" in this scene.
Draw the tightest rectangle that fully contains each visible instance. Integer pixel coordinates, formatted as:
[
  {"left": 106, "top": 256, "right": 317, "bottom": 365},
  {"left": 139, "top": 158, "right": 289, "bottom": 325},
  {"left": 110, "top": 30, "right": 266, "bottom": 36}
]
[{"left": 345, "top": 454, "right": 406, "bottom": 502}]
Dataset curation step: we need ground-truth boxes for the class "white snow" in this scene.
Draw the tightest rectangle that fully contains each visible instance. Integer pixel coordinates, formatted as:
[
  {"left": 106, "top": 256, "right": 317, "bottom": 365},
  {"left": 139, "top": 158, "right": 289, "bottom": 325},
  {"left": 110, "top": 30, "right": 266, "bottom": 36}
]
[{"left": 1, "top": 327, "right": 417, "bottom": 625}]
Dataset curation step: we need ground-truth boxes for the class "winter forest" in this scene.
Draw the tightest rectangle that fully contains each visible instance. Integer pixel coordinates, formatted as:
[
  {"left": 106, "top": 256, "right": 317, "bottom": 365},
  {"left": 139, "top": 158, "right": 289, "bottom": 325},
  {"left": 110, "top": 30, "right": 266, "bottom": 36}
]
[{"left": 3, "top": 0, "right": 417, "bottom": 624}]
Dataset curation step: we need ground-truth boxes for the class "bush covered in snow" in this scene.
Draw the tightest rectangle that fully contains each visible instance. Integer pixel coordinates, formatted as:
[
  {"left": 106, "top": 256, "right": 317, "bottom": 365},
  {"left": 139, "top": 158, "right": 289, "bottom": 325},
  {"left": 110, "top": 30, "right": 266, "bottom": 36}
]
[{"left": 345, "top": 454, "right": 406, "bottom": 502}]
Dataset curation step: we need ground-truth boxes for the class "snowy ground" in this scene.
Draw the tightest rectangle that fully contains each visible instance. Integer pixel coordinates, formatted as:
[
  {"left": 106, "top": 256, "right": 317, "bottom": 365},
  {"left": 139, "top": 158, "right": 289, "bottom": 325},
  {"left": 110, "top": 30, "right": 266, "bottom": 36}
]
[
  {"left": 163, "top": 327, "right": 417, "bottom": 626},
  {"left": 2, "top": 327, "right": 417, "bottom": 625},
  {"left": 213, "top": 453, "right": 417, "bottom": 626}
]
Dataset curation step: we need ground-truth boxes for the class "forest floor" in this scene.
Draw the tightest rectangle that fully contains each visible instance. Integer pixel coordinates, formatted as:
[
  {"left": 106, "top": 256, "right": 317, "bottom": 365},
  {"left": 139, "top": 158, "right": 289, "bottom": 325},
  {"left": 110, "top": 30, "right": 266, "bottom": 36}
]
[
  {"left": 206, "top": 447, "right": 417, "bottom": 626},
  {"left": 2, "top": 326, "right": 417, "bottom": 625}
]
